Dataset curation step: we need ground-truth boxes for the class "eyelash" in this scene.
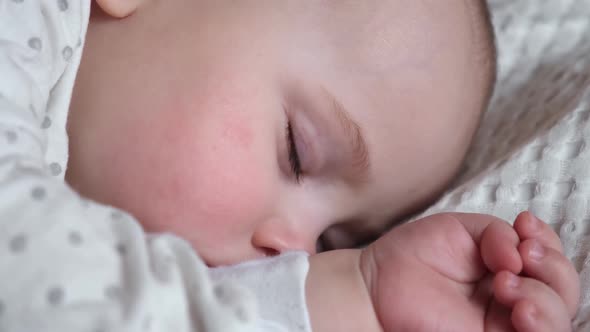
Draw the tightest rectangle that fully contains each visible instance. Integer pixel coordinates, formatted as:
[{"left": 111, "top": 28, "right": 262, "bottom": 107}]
[{"left": 286, "top": 121, "right": 303, "bottom": 182}]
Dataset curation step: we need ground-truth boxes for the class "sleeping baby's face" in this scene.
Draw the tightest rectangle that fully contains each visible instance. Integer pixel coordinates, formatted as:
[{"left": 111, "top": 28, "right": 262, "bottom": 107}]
[{"left": 66, "top": 0, "right": 490, "bottom": 266}]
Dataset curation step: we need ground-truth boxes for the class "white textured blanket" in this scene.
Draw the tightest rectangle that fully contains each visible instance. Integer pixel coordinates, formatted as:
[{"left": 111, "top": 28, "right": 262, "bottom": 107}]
[{"left": 410, "top": 0, "right": 590, "bottom": 329}]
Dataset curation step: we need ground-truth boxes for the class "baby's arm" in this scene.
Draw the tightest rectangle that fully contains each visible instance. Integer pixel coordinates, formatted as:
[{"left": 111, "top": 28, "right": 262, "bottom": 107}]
[{"left": 306, "top": 250, "right": 382, "bottom": 332}]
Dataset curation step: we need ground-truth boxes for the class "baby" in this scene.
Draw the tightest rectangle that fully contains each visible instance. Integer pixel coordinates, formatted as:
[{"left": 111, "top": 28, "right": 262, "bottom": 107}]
[
  {"left": 67, "top": 0, "right": 495, "bottom": 265},
  {"left": 0, "top": 0, "right": 579, "bottom": 331}
]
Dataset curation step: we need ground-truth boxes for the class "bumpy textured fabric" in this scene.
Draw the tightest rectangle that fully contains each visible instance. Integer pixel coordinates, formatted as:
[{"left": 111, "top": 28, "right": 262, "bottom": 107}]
[
  {"left": 0, "top": 1, "right": 311, "bottom": 331},
  {"left": 410, "top": 0, "right": 590, "bottom": 329}
]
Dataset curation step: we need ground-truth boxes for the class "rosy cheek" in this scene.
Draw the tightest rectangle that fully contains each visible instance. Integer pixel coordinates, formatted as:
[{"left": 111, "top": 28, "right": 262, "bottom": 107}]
[{"left": 121, "top": 94, "right": 277, "bottom": 249}]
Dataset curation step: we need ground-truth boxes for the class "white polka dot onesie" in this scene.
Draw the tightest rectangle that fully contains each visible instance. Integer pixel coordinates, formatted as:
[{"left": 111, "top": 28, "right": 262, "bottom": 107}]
[{"left": 0, "top": 1, "right": 312, "bottom": 331}]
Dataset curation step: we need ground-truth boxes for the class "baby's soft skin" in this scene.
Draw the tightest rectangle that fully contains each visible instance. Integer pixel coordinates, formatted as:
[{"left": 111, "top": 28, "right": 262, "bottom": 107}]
[{"left": 307, "top": 212, "right": 580, "bottom": 332}]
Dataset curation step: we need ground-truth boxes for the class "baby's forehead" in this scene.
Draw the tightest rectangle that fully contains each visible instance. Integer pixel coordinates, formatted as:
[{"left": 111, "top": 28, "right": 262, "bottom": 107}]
[
  {"left": 309, "top": 1, "right": 487, "bottom": 226},
  {"left": 314, "top": 1, "right": 473, "bottom": 78}
]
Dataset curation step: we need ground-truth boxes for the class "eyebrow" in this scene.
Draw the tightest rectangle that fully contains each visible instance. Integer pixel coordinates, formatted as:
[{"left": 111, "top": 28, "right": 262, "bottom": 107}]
[{"left": 327, "top": 92, "right": 371, "bottom": 184}]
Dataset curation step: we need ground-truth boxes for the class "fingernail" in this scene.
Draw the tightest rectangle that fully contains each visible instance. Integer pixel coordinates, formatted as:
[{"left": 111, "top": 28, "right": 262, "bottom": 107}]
[
  {"left": 506, "top": 273, "right": 520, "bottom": 288},
  {"left": 529, "top": 241, "right": 545, "bottom": 260},
  {"left": 525, "top": 304, "right": 537, "bottom": 323}
]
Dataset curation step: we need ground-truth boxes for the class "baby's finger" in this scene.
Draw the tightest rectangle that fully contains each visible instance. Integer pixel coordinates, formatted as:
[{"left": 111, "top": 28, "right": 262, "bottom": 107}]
[
  {"left": 519, "top": 239, "right": 580, "bottom": 317},
  {"left": 484, "top": 301, "right": 516, "bottom": 332},
  {"left": 514, "top": 211, "right": 563, "bottom": 253},
  {"left": 481, "top": 220, "right": 522, "bottom": 274},
  {"left": 493, "top": 272, "right": 571, "bottom": 332},
  {"left": 511, "top": 300, "right": 571, "bottom": 332}
]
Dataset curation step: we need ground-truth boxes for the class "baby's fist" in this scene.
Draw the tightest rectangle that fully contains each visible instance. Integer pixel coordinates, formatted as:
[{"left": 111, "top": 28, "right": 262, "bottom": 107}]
[{"left": 491, "top": 212, "right": 580, "bottom": 332}]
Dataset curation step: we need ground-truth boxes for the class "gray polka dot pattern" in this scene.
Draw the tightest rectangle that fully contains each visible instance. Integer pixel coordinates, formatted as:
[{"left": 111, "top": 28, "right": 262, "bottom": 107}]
[
  {"left": 79, "top": 198, "right": 90, "bottom": 208},
  {"left": 142, "top": 315, "right": 153, "bottom": 330},
  {"left": 47, "top": 286, "right": 64, "bottom": 306},
  {"left": 41, "top": 116, "right": 51, "bottom": 129},
  {"left": 235, "top": 307, "right": 249, "bottom": 322},
  {"left": 115, "top": 243, "right": 126, "bottom": 255},
  {"left": 110, "top": 210, "right": 124, "bottom": 220},
  {"left": 104, "top": 285, "right": 121, "bottom": 301},
  {"left": 212, "top": 284, "right": 252, "bottom": 322},
  {"left": 27, "top": 37, "right": 42, "bottom": 51},
  {"left": 62, "top": 46, "right": 72, "bottom": 61},
  {"left": 29, "top": 104, "right": 37, "bottom": 117},
  {"left": 57, "top": 0, "right": 68, "bottom": 11},
  {"left": 31, "top": 186, "right": 46, "bottom": 200},
  {"left": 5, "top": 130, "right": 17, "bottom": 143},
  {"left": 9, "top": 233, "right": 27, "bottom": 253},
  {"left": 68, "top": 231, "right": 82, "bottom": 245},
  {"left": 214, "top": 285, "right": 236, "bottom": 305},
  {"left": 49, "top": 162, "right": 62, "bottom": 176},
  {"left": 152, "top": 254, "right": 174, "bottom": 283}
]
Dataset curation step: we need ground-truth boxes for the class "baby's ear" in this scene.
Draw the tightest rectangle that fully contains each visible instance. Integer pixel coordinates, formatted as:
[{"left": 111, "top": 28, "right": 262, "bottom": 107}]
[{"left": 94, "top": 0, "right": 144, "bottom": 18}]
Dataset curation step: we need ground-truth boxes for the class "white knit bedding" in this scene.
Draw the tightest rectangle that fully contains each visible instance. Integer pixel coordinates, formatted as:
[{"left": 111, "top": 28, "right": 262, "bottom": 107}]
[{"left": 409, "top": 0, "right": 590, "bottom": 329}]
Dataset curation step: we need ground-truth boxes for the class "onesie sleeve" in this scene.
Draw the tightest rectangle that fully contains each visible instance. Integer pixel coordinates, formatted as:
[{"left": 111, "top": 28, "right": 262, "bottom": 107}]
[
  {"left": 0, "top": 1, "right": 309, "bottom": 331},
  {"left": 210, "top": 252, "right": 313, "bottom": 332}
]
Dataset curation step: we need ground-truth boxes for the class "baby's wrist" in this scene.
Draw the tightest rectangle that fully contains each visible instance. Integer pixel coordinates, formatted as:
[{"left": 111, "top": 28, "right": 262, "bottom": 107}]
[{"left": 306, "top": 249, "right": 382, "bottom": 332}]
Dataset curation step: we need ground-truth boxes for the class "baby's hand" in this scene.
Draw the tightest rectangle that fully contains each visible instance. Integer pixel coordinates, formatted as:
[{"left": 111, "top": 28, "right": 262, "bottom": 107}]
[
  {"left": 360, "top": 211, "right": 580, "bottom": 332},
  {"left": 490, "top": 212, "right": 579, "bottom": 331}
]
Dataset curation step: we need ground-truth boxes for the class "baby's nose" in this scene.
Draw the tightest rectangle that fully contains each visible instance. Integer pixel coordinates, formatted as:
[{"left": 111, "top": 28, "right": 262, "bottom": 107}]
[{"left": 251, "top": 220, "right": 317, "bottom": 257}]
